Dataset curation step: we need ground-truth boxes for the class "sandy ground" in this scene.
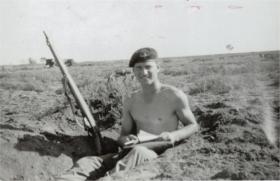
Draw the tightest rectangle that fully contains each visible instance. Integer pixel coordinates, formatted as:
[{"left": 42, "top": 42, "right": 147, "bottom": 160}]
[{"left": 0, "top": 51, "right": 279, "bottom": 180}]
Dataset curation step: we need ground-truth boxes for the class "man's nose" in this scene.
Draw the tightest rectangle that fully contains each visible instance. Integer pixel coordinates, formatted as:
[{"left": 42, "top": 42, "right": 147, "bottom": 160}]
[{"left": 141, "top": 68, "right": 148, "bottom": 75}]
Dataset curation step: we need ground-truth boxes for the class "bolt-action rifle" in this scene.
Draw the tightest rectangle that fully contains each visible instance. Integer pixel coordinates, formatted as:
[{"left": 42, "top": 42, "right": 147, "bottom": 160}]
[{"left": 43, "top": 31, "right": 102, "bottom": 155}]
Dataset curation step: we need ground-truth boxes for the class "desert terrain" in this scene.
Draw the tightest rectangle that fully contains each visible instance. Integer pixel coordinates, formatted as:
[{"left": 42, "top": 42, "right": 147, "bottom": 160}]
[{"left": 0, "top": 51, "right": 279, "bottom": 180}]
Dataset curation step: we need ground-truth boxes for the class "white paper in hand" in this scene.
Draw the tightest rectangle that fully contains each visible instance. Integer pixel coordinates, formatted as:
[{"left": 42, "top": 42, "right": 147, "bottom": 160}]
[{"left": 137, "top": 130, "right": 161, "bottom": 143}]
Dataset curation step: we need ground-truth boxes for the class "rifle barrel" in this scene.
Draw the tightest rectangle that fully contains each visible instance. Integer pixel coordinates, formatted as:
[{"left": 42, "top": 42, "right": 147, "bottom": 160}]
[
  {"left": 43, "top": 31, "right": 103, "bottom": 155},
  {"left": 43, "top": 31, "right": 96, "bottom": 128}
]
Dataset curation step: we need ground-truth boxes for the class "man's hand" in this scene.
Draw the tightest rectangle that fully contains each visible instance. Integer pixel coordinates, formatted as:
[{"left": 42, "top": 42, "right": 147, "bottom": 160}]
[
  {"left": 159, "top": 132, "right": 176, "bottom": 144},
  {"left": 118, "top": 134, "right": 139, "bottom": 146}
]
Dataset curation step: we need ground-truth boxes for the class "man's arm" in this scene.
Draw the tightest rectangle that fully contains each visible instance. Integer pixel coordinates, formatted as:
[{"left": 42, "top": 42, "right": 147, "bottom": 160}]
[
  {"left": 117, "top": 97, "right": 138, "bottom": 146},
  {"left": 162, "top": 90, "right": 199, "bottom": 143}
]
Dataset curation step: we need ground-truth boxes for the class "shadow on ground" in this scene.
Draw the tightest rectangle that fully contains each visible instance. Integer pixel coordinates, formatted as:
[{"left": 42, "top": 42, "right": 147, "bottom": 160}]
[{"left": 14, "top": 132, "right": 119, "bottom": 162}]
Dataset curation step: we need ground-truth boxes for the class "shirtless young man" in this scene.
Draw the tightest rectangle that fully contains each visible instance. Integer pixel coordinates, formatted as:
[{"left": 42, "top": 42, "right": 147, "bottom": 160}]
[
  {"left": 56, "top": 47, "right": 198, "bottom": 181},
  {"left": 118, "top": 47, "right": 198, "bottom": 148}
]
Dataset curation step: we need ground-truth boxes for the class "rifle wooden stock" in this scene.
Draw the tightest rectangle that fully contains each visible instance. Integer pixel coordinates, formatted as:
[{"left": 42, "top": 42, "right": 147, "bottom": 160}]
[{"left": 43, "top": 31, "right": 102, "bottom": 155}]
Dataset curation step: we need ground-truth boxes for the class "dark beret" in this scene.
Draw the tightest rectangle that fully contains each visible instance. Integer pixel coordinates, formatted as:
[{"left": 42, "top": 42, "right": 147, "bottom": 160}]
[{"left": 129, "top": 47, "right": 158, "bottom": 67}]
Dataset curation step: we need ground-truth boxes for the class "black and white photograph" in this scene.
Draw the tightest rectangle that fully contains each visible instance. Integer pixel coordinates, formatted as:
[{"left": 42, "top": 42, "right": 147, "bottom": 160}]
[{"left": 0, "top": 0, "right": 279, "bottom": 180}]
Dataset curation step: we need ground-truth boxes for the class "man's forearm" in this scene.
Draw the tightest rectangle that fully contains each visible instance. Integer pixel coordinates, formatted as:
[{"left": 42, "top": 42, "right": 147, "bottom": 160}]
[{"left": 170, "top": 123, "right": 199, "bottom": 143}]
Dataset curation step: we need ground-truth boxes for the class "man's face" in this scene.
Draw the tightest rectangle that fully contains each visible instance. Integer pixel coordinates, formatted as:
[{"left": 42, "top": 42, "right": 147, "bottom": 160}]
[{"left": 133, "top": 60, "right": 159, "bottom": 85}]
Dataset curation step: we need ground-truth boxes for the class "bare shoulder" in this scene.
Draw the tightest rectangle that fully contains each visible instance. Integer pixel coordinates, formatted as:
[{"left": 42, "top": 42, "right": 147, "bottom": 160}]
[
  {"left": 161, "top": 84, "right": 189, "bottom": 109},
  {"left": 161, "top": 84, "right": 188, "bottom": 99}
]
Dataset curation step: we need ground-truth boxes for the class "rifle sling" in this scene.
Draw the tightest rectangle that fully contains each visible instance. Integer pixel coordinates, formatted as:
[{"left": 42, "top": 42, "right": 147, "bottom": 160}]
[{"left": 62, "top": 77, "right": 85, "bottom": 129}]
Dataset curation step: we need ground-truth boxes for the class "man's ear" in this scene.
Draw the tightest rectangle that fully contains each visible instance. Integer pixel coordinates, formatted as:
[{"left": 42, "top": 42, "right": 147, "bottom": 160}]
[{"left": 157, "top": 65, "right": 160, "bottom": 73}]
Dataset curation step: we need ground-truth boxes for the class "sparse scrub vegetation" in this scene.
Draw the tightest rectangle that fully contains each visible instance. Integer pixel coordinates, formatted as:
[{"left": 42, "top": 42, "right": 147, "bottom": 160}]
[
  {"left": 192, "top": 58, "right": 213, "bottom": 62},
  {"left": 0, "top": 81, "right": 43, "bottom": 92},
  {"left": 162, "top": 69, "right": 189, "bottom": 76},
  {"left": 189, "top": 76, "right": 231, "bottom": 95},
  {"left": 0, "top": 72, "right": 10, "bottom": 79},
  {"left": 56, "top": 68, "right": 139, "bottom": 129},
  {"left": 0, "top": 71, "right": 47, "bottom": 92},
  {"left": 87, "top": 71, "right": 139, "bottom": 128}
]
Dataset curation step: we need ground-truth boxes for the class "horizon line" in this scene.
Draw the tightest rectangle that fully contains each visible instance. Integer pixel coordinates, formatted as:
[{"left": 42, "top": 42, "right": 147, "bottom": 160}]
[{"left": 1, "top": 49, "right": 279, "bottom": 67}]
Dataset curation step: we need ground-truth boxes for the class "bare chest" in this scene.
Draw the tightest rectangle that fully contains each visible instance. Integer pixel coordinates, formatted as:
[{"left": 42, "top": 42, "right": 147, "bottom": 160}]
[{"left": 130, "top": 95, "right": 178, "bottom": 134}]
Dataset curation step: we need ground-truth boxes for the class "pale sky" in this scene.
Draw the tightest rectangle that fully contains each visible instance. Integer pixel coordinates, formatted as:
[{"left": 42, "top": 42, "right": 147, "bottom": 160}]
[{"left": 0, "top": 0, "right": 279, "bottom": 65}]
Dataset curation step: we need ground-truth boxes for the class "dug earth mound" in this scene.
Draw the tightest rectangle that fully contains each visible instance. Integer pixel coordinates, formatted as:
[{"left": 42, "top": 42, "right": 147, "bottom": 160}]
[{"left": 1, "top": 99, "right": 279, "bottom": 180}]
